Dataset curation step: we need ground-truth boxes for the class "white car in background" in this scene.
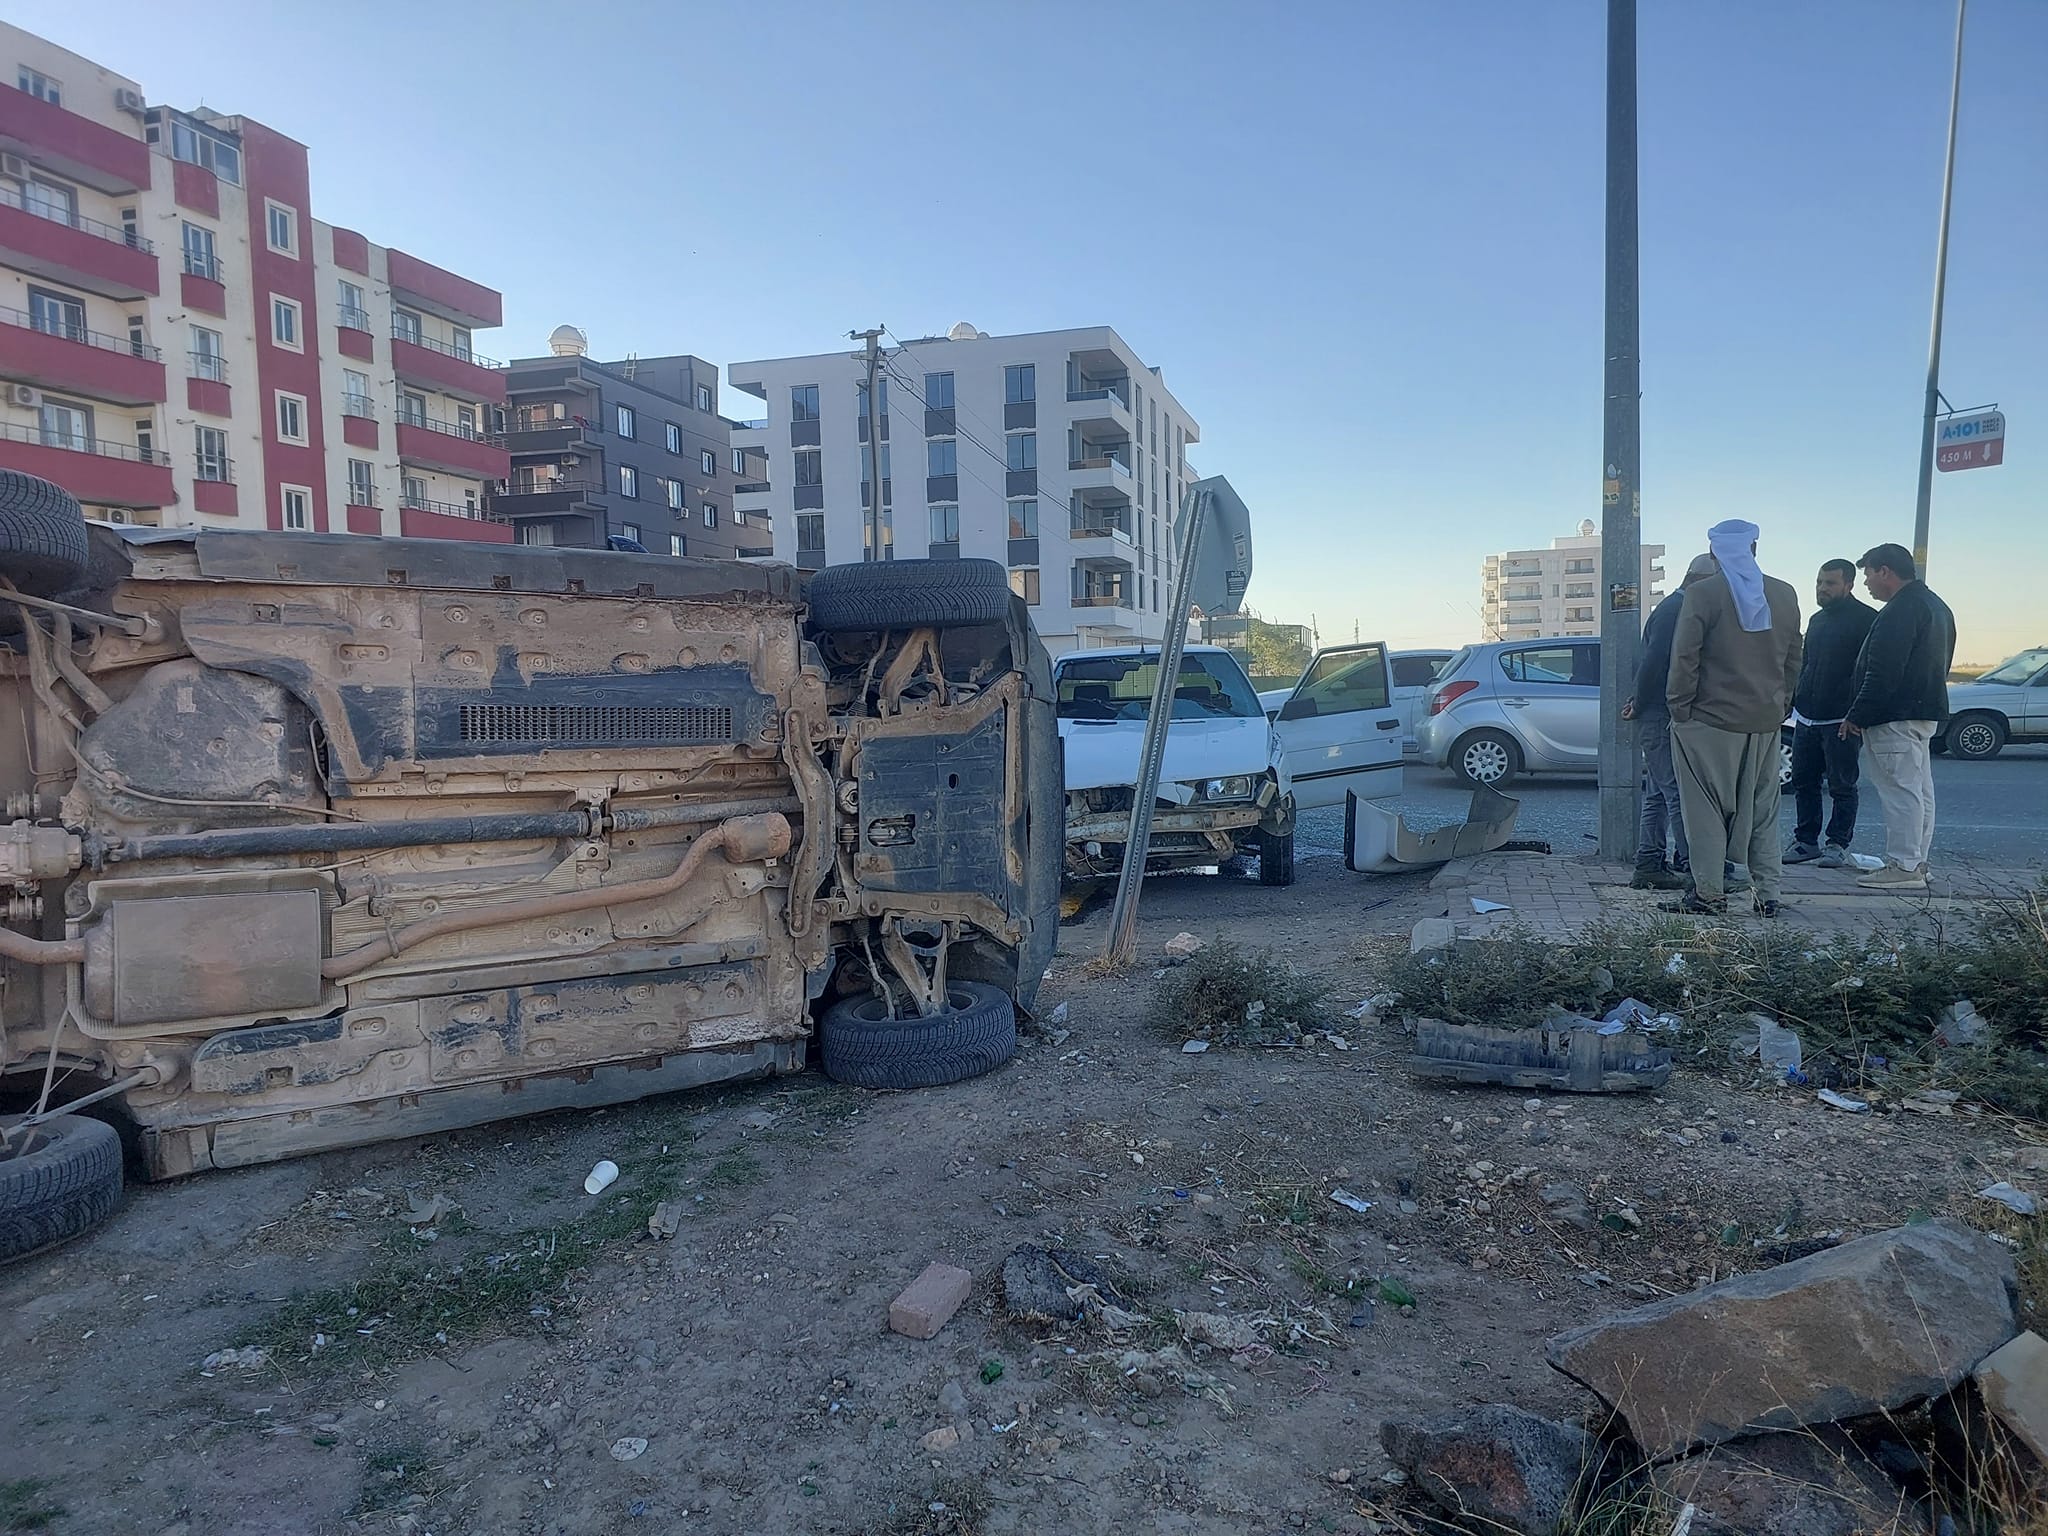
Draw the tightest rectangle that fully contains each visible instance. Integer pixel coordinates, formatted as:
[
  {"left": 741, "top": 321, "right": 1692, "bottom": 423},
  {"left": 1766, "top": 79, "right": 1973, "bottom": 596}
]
[
  {"left": 1263, "top": 648, "right": 1454, "bottom": 756},
  {"left": 1057, "top": 642, "right": 1403, "bottom": 885},
  {"left": 1938, "top": 646, "right": 2048, "bottom": 759}
]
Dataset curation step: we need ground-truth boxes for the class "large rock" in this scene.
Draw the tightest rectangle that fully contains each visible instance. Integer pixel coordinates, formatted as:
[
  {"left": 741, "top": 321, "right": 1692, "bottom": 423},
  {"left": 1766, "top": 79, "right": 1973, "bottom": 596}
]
[
  {"left": 1380, "top": 1403, "right": 1598, "bottom": 1536},
  {"left": 1653, "top": 1428, "right": 1913, "bottom": 1536},
  {"left": 1546, "top": 1219, "right": 2016, "bottom": 1459}
]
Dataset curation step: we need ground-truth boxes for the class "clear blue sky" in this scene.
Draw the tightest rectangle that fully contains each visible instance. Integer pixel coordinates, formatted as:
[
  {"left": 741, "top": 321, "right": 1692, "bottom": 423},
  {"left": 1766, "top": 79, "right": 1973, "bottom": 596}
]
[{"left": 56, "top": 0, "right": 2046, "bottom": 662}]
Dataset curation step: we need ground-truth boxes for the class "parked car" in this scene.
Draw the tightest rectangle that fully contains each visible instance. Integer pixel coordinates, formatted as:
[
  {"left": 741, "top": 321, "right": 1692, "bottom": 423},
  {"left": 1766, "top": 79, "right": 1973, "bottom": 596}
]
[
  {"left": 1057, "top": 642, "right": 1404, "bottom": 885},
  {"left": 1416, "top": 639, "right": 1794, "bottom": 791},
  {"left": 1936, "top": 646, "right": 2048, "bottom": 760},
  {"left": 1261, "top": 647, "right": 1453, "bottom": 757},
  {"left": 1, "top": 470, "right": 1060, "bottom": 1233}
]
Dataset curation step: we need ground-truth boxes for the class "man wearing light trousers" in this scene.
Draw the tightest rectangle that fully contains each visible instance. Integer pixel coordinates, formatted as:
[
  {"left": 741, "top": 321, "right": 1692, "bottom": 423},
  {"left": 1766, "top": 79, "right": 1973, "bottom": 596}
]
[{"left": 1663, "top": 520, "right": 1803, "bottom": 916}]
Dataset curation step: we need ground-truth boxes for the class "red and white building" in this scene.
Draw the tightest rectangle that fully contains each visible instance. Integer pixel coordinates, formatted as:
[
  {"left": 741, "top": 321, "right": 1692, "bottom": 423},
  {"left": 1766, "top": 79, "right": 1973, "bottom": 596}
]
[{"left": 0, "top": 24, "right": 510, "bottom": 542}]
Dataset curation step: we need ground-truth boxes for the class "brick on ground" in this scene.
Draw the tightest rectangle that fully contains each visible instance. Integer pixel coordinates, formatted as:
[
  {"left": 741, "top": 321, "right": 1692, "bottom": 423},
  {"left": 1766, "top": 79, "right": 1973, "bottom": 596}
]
[{"left": 889, "top": 1261, "right": 972, "bottom": 1340}]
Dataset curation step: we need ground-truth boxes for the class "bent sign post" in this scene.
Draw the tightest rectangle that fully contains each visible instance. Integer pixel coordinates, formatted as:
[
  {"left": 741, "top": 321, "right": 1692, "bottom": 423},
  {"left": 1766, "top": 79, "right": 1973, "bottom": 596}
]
[{"left": 1936, "top": 408, "right": 2005, "bottom": 472}]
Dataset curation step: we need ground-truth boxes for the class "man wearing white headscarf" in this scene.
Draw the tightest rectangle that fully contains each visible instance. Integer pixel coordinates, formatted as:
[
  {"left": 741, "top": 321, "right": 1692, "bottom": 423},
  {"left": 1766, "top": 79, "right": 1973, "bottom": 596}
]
[{"left": 1663, "top": 520, "right": 1803, "bottom": 915}]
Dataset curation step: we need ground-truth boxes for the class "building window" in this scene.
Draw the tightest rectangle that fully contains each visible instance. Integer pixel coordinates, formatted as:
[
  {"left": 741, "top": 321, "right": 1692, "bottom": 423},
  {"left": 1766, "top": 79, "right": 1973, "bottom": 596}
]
[
  {"left": 621, "top": 523, "right": 642, "bottom": 545},
  {"left": 864, "top": 505, "right": 894, "bottom": 558},
  {"left": 703, "top": 502, "right": 719, "bottom": 529},
  {"left": 399, "top": 390, "right": 427, "bottom": 426},
  {"left": 616, "top": 403, "right": 636, "bottom": 439},
  {"left": 1007, "top": 499, "right": 1037, "bottom": 539},
  {"left": 337, "top": 279, "right": 367, "bottom": 329},
  {"left": 1006, "top": 433, "right": 1036, "bottom": 471},
  {"left": 700, "top": 448, "right": 716, "bottom": 476},
  {"left": 26, "top": 287, "right": 84, "bottom": 342},
  {"left": 666, "top": 478, "right": 684, "bottom": 511},
  {"left": 696, "top": 383, "right": 713, "bottom": 413},
  {"left": 21, "top": 175, "right": 76, "bottom": 227},
  {"left": 17, "top": 68, "right": 61, "bottom": 106},
  {"left": 732, "top": 448, "right": 747, "bottom": 475},
  {"left": 347, "top": 458, "right": 374, "bottom": 505},
  {"left": 264, "top": 200, "right": 298, "bottom": 257},
  {"left": 450, "top": 325, "right": 472, "bottom": 362},
  {"left": 860, "top": 443, "right": 891, "bottom": 485},
  {"left": 342, "top": 369, "right": 372, "bottom": 415},
  {"left": 670, "top": 533, "right": 686, "bottom": 557},
  {"left": 180, "top": 223, "right": 218, "bottom": 281},
  {"left": 194, "top": 426, "right": 230, "bottom": 482},
  {"left": 925, "top": 372, "right": 955, "bottom": 409},
  {"left": 270, "top": 296, "right": 302, "bottom": 350},
  {"left": 168, "top": 118, "right": 241, "bottom": 184},
  {"left": 36, "top": 396, "right": 92, "bottom": 452},
  {"left": 791, "top": 384, "right": 819, "bottom": 422},
  {"left": 664, "top": 421, "right": 682, "bottom": 454},
  {"left": 794, "top": 449, "right": 822, "bottom": 486},
  {"left": 856, "top": 377, "right": 889, "bottom": 418},
  {"left": 281, "top": 485, "right": 312, "bottom": 531},
  {"left": 796, "top": 513, "right": 825, "bottom": 553},
  {"left": 1009, "top": 568, "right": 1040, "bottom": 605},
  {"left": 618, "top": 464, "right": 639, "bottom": 498},
  {"left": 928, "top": 440, "right": 957, "bottom": 476},
  {"left": 1005, "top": 364, "right": 1035, "bottom": 403},
  {"left": 275, "top": 392, "right": 307, "bottom": 444},
  {"left": 930, "top": 504, "right": 960, "bottom": 544},
  {"left": 392, "top": 307, "right": 423, "bottom": 344},
  {"left": 190, "top": 326, "right": 225, "bottom": 381},
  {"left": 456, "top": 403, "right": 478, "bottom": 439}
]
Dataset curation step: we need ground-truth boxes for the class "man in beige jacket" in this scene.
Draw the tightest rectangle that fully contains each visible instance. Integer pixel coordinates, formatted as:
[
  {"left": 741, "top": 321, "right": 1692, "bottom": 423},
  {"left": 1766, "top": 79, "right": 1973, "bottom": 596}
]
[{"left": 1664, "top": 520, "right": 1803, "bottom": 915}]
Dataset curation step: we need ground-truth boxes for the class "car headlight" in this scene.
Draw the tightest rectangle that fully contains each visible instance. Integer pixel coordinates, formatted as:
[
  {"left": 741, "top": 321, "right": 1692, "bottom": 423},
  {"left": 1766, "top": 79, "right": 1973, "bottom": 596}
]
[{"left": 1191, "top": 776, "right": 1254, "bottom": 802}]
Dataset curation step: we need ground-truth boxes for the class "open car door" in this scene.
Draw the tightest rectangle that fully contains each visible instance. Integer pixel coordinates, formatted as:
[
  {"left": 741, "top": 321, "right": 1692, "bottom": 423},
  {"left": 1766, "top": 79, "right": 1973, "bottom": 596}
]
[{"left": 1272, "top": 643, "right": 1404, "bottom": 810}]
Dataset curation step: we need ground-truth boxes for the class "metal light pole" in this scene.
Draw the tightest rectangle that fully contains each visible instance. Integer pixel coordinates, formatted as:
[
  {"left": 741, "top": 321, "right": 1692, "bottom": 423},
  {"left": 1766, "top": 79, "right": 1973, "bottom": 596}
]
[
  {"left": 1596, "top": 0, "right": 1644, "bottom": 863},
  {"left": 1912, "top": 0, "right": 1967, "bottom": 582}
]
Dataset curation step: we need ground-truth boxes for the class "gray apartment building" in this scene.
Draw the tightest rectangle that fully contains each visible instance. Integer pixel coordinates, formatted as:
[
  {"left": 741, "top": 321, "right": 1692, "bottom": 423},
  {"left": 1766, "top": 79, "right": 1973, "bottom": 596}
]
[{"left": 487, "top": 327, "right": 766, "bottom": 557}]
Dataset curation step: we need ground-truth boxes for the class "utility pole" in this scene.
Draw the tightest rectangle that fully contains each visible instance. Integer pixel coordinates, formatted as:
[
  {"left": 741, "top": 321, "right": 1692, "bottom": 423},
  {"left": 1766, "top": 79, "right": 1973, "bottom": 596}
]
[
  {"left": 1596, "top": 0, "right": 1644, "bottom": 864},
  {"left": 1912, "top": 0, "right": 1967, "bottom": 582},
  {"left": 851, "top": 328, "right": 885, "bottom": 562}
]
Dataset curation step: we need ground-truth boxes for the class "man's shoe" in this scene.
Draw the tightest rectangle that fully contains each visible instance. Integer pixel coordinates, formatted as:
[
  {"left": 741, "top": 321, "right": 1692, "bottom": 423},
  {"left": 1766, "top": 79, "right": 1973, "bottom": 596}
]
[
  {"left": 1783, "top": 842, "right": 1821, "bottom": 865},
  {"left": 1630, "top": 864, "right": 1686, "bottom": 891},
  {"left": 1755, "top": 899, "right": 1784, "bottom": 918},
  {"left": 1816, "top": 844, "right": 1849, "bottom": 869},
  {"left": 1660, "top": 892, "right": 1727, "bottom": 916},
  {"left": 1856, "top": 864, "right": 1928, "bottom": 892}
]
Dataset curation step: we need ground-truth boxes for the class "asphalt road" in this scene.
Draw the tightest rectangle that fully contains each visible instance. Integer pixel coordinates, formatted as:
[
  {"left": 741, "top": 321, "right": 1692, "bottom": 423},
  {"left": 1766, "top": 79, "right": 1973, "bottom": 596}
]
[{"left": 1297, "top": 744, "right": 2048, "bottom": 871}]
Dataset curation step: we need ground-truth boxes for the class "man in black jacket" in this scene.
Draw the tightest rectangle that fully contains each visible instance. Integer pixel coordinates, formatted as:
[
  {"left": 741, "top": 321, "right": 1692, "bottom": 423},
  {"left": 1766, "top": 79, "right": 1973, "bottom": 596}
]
[
  {"left": 1841, "top": 543, "right": 1956, "bottom": 891},
  {"left": 1622, "top": 552, "right": 1717, "bottom": 888},
  {"left": 1785, "top": 559, "right": 1876, "bottom": 867}
]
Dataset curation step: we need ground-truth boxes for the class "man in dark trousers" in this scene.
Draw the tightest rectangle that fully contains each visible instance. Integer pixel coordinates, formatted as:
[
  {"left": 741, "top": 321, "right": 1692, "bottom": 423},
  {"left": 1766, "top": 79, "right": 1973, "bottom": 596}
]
[
  {"left": 1842, "top": 543, "right": 1956, "bottom": 891},
  {"left": 1622, "top": 552, "right": 1717, "bottom": 889},
  {"left": 1785, "top": 559, "right": 1876, "bottom": 868}
]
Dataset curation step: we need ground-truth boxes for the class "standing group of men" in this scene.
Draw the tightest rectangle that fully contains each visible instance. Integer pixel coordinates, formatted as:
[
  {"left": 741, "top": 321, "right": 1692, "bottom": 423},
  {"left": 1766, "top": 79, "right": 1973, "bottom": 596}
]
[{"left": 1623, "top": 519, "right": 1956, "bottom": 915}]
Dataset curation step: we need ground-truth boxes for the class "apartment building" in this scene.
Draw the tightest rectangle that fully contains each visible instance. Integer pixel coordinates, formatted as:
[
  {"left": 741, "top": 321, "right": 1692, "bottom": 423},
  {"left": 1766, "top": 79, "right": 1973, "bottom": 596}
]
[
  {"left": 0, "top": 24, "right": 508, "bottom": 541},
  {"left": 730, "top": 323, "right": 1201, "bottom": 651},
  {"left": 1481, "top": 521, "right": 1666, "bottom": 640},
  {"left": 490, "top": 329, "right": 766, "bottom": 558}
]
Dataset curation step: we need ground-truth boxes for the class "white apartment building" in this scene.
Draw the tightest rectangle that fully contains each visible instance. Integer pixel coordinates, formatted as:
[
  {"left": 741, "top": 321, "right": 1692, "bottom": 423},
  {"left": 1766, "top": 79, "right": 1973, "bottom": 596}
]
[
  {"left": 1481, "top": 521, "right": 1666, "bottom": 640},
  {"left": 730, "top": 323, "right": 1201, "bottom": 652}
]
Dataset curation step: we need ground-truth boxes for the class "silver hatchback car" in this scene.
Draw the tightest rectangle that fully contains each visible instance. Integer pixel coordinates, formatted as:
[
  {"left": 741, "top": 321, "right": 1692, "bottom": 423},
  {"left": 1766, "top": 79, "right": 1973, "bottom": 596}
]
[{"left": 1415, "top": 639, "right": 1601, "bottom": 788}]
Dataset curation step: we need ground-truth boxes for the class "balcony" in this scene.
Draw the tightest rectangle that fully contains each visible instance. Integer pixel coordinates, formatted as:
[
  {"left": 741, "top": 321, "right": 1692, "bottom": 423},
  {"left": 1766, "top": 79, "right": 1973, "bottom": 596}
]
[
  {"left": 394, "top": 414, "right": 509, "bottom": 480},
  {"left": 391, "top": 328, "right": 508, "bottom": 405},
  {"left": 386, "top": 249, "right": 502, "bottom": 328},
  {"left": 192, "top": 455, "right": 236, "bottom": 517},
  {"left": 0, "top": 184, "right": 158, "bottom": 299},
  {"left": 1065, "top": 386, "right": 1133, "bottom": 436},
  {"left": 0, "top": 420, "right": 173, "bottom": 508},
  {"left": 0, "top": 85, "right": 152, "bottom": 193},
  {"left": 336, "top": 304, "right": 374, "bottom": 361},
  {"left": 399, "top": 494, "right": 513, "bottom": 544},
  {"left": 486, "top": 478, "right": 604, "bottom": 519},
  {"left": 0, "top": 306, "right": 165, "bottom": 404},
  {"left": 498, "top": 417, "right": 597, "bottom": 456},
  {"left": 1070, "top": 506, "right": 1136, "bottom": 549},
  {"left": 1067, "top": 455, "right": 1134, "bottom": 496}
]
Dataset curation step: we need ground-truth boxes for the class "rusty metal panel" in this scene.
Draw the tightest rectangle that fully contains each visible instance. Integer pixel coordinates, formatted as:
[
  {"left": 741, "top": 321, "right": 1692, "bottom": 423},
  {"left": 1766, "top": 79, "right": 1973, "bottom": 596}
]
[{"left": 101, "top": 889, "right": 324, "bottom": 1027}]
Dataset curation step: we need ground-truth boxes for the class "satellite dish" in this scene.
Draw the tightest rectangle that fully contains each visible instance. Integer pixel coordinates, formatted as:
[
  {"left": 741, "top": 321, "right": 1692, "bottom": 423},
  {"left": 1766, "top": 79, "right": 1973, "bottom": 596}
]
[
  {"left": 946, "top": 321, "right": 978, "bottom": 341},
  {"left": 548, "top": 325, "right": 588, "bottom": 357},
  {"left": 1578, "top": 518, "right": 1596, "bottom": 537}
]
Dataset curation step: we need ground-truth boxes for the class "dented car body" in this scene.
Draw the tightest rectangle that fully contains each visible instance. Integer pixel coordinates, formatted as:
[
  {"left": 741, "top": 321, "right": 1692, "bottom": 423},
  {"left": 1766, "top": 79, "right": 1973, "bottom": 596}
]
[{"left": 1, "top": 529, "right": 1059, "bottom": 1179}]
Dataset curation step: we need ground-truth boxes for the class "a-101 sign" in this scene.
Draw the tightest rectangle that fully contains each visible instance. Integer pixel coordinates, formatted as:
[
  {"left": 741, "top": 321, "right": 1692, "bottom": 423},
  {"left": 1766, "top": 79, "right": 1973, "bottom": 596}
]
[{"left": 1936, "top": 409, "right": 2005, "bottom": 472}]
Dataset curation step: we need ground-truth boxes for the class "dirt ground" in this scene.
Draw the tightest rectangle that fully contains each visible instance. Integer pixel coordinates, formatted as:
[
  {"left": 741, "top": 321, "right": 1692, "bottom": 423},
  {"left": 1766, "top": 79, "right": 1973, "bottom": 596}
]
[{"left": 4, "top": 852, "right": 2042, "bottom": 1536}]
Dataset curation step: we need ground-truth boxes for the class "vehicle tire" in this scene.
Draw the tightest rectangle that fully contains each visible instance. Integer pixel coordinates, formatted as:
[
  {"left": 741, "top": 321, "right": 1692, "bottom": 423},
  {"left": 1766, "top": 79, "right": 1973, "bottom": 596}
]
[
  {"left": 1451, "top": 728, "right": 1521, "bottom": 789},
  {"left": 806, "top": 558, "right": 1012, "bottom": 633},
  {"left": 0, "top": 1113, "right": 123, "bottom": 1264},
  {"left": 0, "top": 469, "right": 90, "bottom": 598},
  {"left": 819, "top": 979, "right": 1017, "bottom": 1090},
  {"left": 1946, "top": 712, "right": 2006, "bottom": 761},
  {"left": 1779, "top": 729, "right": 1796, "bottom": 794},
  {"left": 1255, "top": 826, "right": 1295, "bottom": 886}
]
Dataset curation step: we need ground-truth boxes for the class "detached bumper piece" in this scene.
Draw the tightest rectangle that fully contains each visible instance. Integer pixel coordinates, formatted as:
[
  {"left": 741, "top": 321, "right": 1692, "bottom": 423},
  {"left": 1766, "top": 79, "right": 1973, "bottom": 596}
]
[
  {"left": 1344, "top": 785, "right": 1521, "bottom": 872},
  {"left": 1405, "top": 1016, "right": 1672, "bottom": 1094}
]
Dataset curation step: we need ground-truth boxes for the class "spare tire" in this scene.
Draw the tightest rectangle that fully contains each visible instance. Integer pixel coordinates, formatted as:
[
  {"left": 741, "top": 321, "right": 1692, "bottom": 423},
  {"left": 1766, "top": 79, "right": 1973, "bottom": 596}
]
[
  {"left": 806, "top": 558, "right": 1011, "bottom": 633},
  {"left": 0, "top": 469, "right": 90, "bottom": 598},
  {"left": 1, "top": 1113, "right": 124, "bottom": 1264},
  {"left": 819, "top": 980, "right": 1017, "bottom": 1089}
]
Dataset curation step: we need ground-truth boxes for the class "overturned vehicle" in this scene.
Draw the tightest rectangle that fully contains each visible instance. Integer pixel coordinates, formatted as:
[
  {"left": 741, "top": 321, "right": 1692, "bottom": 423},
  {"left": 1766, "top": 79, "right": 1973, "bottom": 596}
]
[{"left": 0, "top": 472, "right": 1059, "bottom": 1216}]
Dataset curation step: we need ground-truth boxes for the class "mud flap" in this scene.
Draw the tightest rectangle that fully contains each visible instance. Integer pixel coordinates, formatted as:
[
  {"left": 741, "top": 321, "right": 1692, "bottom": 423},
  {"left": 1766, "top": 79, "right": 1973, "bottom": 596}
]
[{"left": 1343, "top": 784, "right": 1520, "bottom": 873}]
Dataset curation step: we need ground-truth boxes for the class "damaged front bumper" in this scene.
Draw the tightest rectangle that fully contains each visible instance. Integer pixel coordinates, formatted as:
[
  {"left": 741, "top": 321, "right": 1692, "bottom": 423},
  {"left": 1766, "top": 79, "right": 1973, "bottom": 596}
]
[{"left": 1343, "top": 784, "right": 1521, "bottom": 872}]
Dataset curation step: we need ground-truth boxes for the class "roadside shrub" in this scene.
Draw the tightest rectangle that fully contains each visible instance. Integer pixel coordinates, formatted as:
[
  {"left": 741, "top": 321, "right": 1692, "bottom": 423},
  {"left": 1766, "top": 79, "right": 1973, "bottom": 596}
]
[{"left": 1148, "top": 941, "right": 1328, "bottom": 1047}]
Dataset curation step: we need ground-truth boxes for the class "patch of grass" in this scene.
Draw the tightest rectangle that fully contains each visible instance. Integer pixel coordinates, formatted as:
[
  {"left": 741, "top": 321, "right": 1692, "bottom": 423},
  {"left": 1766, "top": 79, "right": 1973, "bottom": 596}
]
[
  {"left": 0, "top": 1479, "right": 63, "bottom": 1532},
  {"left": 704, "top": 1149, "right": 763, "bottom": 1190},
  {"left": 351, "top": 1441, "right": 434, "bottom": 1518},
  {"left": 1148, "top": 940, "right": 1329, "bottom": 1047},
  {"left": 862, "top": 1475, "right": 987, "bottom": 1536}
]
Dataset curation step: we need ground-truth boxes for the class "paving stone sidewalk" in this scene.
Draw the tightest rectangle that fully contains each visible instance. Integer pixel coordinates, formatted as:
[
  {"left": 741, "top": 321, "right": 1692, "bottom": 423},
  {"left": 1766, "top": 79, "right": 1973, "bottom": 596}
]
[{"left": 1429, "top": 851, "right": 2043, "bottom": 942}]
